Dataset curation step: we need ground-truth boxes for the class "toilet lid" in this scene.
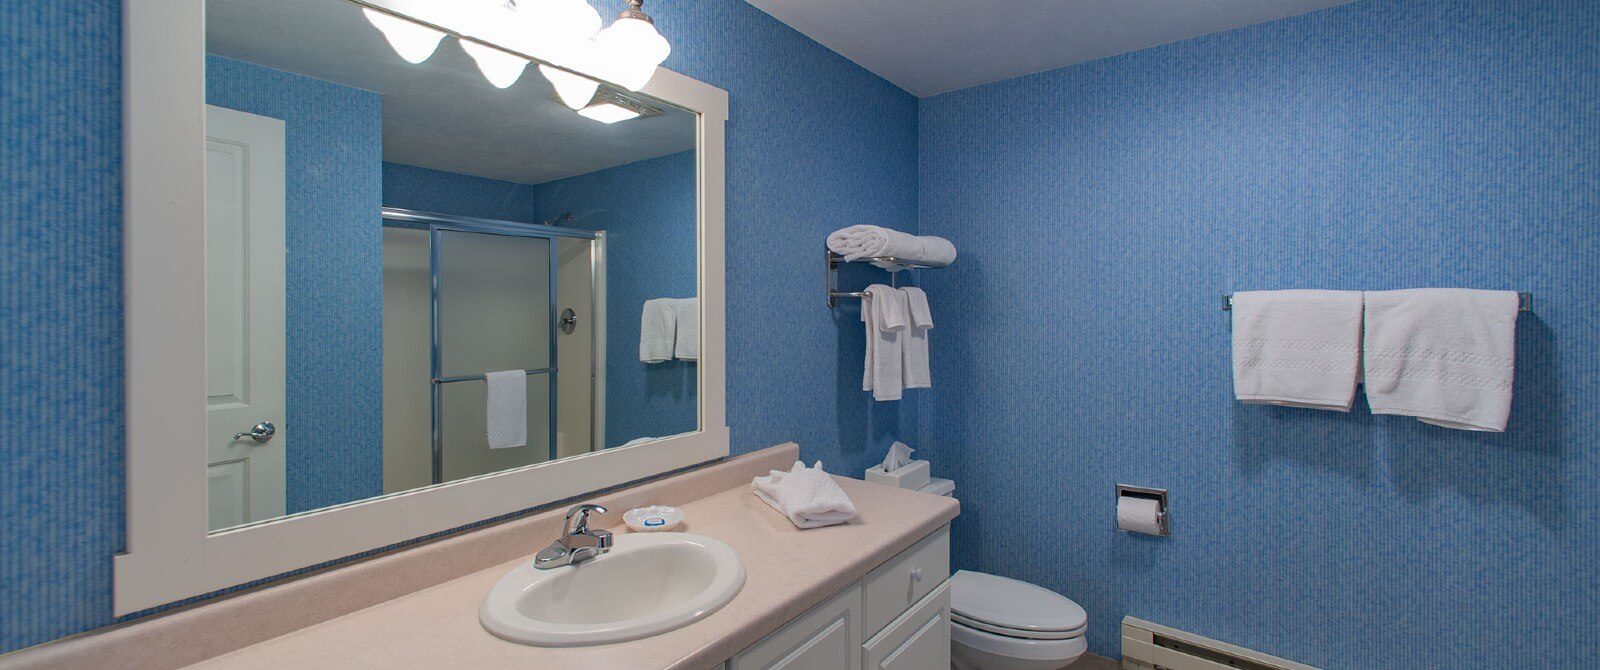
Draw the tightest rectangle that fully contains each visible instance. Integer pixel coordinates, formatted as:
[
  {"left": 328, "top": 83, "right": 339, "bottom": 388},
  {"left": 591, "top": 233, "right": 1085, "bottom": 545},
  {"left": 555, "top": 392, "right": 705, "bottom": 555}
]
[{"left": 949, "top": 570, "right": 1088, "bottom": 634}]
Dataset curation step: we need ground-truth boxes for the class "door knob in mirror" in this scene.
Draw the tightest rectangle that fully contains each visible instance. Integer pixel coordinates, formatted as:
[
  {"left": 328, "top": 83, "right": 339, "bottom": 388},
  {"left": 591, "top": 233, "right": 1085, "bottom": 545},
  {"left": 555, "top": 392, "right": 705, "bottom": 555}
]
[{"left": 233, "top": 420, "right": 277, "bottom": 444}]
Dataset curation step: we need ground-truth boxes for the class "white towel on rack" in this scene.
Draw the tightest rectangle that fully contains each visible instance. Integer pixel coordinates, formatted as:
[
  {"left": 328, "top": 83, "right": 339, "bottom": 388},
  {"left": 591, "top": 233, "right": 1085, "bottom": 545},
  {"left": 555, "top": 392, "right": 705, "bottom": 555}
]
[
  {"left": 826, "top": 225, "right": 956, "bottom": 268},
  {"left": 485, "top": 370, "right": 527, "bottom": 449},
  {"left": 900, "top": 287, "right": 932, "bottom": 389},
  {"left": 669, "top": 297, "right": 699, "bottom": 361},
  {"left": 1231, "top": 290, "right": 1363, "bottom": 411},
  {"left": 639, "top": 298, "right": 676, "bottom": 363},
  {"left": 1362, "top": 289, "right": 1519, "bottom": 432},
  {"left": 862, "top": 284, "right": 904, "bottom": 401}
]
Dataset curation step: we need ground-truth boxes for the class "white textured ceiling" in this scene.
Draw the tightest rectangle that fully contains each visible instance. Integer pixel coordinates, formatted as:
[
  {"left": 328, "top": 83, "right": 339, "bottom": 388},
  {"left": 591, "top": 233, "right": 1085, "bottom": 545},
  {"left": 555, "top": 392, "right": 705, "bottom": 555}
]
[
  {"left": 745, "top": 0, "right": 1358, "bottom": 97},
  {"left": 207, "top": 0, "right": 695, "bottom": 185}
]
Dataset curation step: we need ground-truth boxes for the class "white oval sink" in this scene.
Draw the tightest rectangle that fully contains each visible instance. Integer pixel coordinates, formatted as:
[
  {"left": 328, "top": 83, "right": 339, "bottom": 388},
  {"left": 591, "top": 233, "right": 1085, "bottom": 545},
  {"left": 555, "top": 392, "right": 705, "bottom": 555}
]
[{"left": 480, "top": 532, "right": 745, "bottom": 646}]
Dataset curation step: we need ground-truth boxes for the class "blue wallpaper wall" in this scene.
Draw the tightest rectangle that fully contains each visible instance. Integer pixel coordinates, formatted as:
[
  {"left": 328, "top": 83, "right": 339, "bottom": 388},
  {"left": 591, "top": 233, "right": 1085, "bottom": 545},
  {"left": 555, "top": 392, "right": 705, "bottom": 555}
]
[
  {"left": 916, "top": 1, "right": 1599, "bottom": 668},
  {"left": 383, "top": 161, "right": 542, "bottom": 221},
  {"left": 529, "top": 151, "right": 699, "bottom": 448},
  {"left": 0, "top": 2, "right": 124, "bottom": 654},
  {"left": 0, "top": 0, "right": 917, "bottom": 654},
  {"left": 206, "top": 56, "right": 385, "bottom": 515}
]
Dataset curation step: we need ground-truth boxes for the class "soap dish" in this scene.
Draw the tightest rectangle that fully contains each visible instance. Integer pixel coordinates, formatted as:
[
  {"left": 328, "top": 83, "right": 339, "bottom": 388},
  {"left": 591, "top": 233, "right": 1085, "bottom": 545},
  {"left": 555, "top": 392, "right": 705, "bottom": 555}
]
[{"left": 623, "top": 505, "right": 684, "bottom": 532}]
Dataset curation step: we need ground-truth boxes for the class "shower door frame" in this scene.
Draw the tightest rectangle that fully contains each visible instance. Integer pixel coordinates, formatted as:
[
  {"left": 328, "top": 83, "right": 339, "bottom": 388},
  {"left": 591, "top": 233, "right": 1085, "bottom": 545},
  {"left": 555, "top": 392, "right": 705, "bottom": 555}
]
[{"left": 380, "top": 207, "right": 602, "bottom": 484}]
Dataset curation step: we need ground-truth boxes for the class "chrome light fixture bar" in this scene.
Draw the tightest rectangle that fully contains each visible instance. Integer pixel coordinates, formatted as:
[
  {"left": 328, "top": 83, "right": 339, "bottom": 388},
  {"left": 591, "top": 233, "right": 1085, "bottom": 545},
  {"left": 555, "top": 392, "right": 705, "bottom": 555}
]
[{"left": 361, "top": 0, "right": 671, "bottom": 113}]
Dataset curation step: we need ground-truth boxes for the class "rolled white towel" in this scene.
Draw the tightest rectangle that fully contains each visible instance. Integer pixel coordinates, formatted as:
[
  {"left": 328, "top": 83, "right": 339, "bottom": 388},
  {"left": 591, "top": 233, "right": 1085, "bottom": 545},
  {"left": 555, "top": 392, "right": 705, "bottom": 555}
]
[
  {"left": 751, "top": 461, "right": 858, "bottom": 529},
  {"left": 827, "top": 225, "right": 956, "bottom": 268}
]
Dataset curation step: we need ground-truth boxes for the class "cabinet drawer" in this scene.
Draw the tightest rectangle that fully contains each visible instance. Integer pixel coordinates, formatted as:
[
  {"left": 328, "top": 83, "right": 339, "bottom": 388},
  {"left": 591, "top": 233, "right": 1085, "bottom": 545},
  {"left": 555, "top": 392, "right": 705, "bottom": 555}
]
[
  {"left": 862, "top": 579, "right": 951, "bottom": 670},
  {"left": 862, "top": 524, "right": 949, "bottom": 637},
  {"left": 731, "top": 583, "right": 862, "bottom": 670}
]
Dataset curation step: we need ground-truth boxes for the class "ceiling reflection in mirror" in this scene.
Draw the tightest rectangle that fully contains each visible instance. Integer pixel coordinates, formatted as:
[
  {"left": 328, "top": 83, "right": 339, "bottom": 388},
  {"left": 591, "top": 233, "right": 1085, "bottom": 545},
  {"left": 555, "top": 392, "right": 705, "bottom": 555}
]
[{"left": 202, "top": 0, "right": 699, "bottom": 532}]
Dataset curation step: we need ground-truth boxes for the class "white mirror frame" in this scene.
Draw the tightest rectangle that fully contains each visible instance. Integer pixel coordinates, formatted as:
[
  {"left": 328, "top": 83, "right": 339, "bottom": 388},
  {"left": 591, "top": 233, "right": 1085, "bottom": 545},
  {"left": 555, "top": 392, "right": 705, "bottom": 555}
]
[{"left": 117, "top": 0, "right": 728, "bottom": 615}]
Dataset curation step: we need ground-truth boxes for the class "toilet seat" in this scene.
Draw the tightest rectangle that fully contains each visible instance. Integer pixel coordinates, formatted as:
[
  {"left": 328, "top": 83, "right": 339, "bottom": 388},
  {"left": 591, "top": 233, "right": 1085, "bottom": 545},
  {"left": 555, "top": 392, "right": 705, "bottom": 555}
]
[
  {"left": 949, "top": 570, "right": 1088, "bottom": 638},
  {"left": 952, "top": 611, "right": 1085, "bottom": 640}
]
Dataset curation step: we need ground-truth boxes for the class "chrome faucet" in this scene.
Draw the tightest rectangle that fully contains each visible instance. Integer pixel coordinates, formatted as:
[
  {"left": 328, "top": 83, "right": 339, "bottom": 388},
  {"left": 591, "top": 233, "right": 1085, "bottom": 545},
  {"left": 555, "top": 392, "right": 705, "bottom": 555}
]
[{"left": 534, "top": 503, "right": 613, "bottom": 569}]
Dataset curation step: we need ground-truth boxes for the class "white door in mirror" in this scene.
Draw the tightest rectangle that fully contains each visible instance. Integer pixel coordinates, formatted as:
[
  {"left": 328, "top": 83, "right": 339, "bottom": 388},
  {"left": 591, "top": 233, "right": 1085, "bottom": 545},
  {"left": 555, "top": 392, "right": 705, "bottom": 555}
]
[{"left": 480, "top": 532, "right": 744, "bottom": 646}]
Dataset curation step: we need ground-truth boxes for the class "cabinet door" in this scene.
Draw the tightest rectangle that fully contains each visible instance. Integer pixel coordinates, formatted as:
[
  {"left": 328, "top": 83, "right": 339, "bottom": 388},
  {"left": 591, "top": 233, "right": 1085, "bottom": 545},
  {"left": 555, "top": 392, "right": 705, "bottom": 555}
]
[
  {"left": 731, "top": 584, "right": 862, "bottom": 670},
  {"left": 862, "top": 580, "right": 951, "bottom": 670}
]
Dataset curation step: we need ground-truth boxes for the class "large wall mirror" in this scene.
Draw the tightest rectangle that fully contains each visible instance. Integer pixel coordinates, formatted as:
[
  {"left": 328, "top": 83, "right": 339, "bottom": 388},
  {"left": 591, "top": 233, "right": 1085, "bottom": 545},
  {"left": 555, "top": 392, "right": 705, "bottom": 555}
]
[{"left": 118, "top": 0, "right": 726, "bottom": 614}]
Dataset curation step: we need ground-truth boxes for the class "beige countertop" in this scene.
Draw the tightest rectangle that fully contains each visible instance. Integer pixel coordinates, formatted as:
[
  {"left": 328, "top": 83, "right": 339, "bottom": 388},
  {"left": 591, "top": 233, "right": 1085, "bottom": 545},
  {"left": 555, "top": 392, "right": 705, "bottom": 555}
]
[{"left": 187, "top": 476, "right": 959, "bottom": 670}]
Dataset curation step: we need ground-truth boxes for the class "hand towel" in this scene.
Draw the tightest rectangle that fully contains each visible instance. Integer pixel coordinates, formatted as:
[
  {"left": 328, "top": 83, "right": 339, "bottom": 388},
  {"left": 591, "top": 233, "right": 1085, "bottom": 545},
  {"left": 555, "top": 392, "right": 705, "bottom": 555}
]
[
  {"left": 639, "top": 298, "right": 676, "bottom": 363},
  {"left": 1362, "top": 289, "right": 1519, "bottom": 432},
  {"left": 826, "top": 225, "right": 957, "bottom": 268},
  {"left": 751, "top": 461, "right": 859, "bottom": 529},
  {"left": 900, "top": 287, "right": 932, "bottom": 389},
  {"left": 862, "top": 284, "right": 904, "bottom": 401},
  {"left": 669, "top": 297, "right": 699, "bottom": 361},
  {"left": 485, "top": 370, "right": 527, "bottom": 449},
  {"left": 1231, "top": 290, "right": 1363, "bottom": 411}
]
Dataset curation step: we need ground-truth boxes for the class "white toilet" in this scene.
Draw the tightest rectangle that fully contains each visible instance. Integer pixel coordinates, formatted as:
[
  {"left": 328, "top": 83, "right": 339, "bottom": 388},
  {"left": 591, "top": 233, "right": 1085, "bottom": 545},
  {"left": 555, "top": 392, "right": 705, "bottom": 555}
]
[{"left": 948, "top": 570, "right": 1089, "bottom": 670}]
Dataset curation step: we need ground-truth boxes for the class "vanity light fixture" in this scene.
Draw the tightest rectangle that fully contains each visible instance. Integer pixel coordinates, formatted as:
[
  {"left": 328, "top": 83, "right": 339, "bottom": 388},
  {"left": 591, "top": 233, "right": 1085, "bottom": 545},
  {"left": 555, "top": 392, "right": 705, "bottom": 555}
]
[
  {"left": 593, "top": 0, "right": 671, "bottom": 91},
  {"left": 540, "top": 64, "right": 602, "bottom": 109},
  {"left": 362, "top": 7, "right": 448, "bottom": 64},
  {"left": 462, "top": 41, "right": 531, "bottom": 88},
  {"left": 364, "top": 0, "right": 671, "bottom": 110}
]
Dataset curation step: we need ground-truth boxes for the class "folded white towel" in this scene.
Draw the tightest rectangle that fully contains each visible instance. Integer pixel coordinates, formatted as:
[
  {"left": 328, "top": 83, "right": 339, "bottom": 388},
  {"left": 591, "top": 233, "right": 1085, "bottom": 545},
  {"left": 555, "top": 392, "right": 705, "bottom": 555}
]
[
  {"left": 827, "top": 225, "right": 956, "bottom": 268},
  {"left": 669, "top": 297, "right": 699, "bottom": 361},
  {"left": 1363, "top": 289, "right": 1519, "bottom": 432},
  {"left": 900, "top": 287, "right": 932, "bottom": 390},
  {"left": 1231, "top": 290, "right": 1363, "bottom": 411},
  {"left": 862, "top": 284, "right": 904, "bottom": 401},
  {"left": 485, "top": 370, "right": 527, "bottom": 449},
  {"left": 639, "top": 298, "right": 676, "bottom": 363},
  {"left": 752, "top": 461, "right": 859, "bottom": 529}
]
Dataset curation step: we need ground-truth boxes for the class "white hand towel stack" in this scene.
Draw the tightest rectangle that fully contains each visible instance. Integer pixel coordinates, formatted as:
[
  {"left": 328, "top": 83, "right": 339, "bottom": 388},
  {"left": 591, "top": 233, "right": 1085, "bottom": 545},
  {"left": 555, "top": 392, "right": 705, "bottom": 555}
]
[
  {"left": 484, "top": 370, "right": 527, "bottom": 449},
  {"left": 1231, "top": 290, "right": 1363, "bottom": 411},
  {"left": 1363, "top": 289, "right": 1519, "bottom": 432},
  {"left": 752, "top": 461, "right": 859, "bottom": 529},
  {"left": 900, "top": 287, "right": 933, "bottom": 390},
  {"left": 827, "top": 225, "right": 956, "bottom": 268},
  {"left": 639, "top": 297, "right": 699, "bottom": 363},
  {"left": 639, "top": 299, "right": 677, "bottom": 363},
  {"left": 862, "top": 284, "right": 905, "bottom": 401}
]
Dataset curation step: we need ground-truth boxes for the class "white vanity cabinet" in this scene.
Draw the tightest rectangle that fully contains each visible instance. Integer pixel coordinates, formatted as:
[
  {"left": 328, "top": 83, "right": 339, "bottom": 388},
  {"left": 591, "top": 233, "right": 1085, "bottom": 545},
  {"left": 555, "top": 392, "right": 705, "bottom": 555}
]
[{"left": 730, "top": 525, "right": 952, "bottom": 670}]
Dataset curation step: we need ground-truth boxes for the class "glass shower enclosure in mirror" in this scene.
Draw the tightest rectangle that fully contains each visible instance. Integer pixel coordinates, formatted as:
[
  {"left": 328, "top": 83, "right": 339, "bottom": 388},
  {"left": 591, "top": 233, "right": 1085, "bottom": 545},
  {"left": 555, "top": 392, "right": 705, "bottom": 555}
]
[{"left": 202, "top": 0, "right": 699, "bottom": 531}]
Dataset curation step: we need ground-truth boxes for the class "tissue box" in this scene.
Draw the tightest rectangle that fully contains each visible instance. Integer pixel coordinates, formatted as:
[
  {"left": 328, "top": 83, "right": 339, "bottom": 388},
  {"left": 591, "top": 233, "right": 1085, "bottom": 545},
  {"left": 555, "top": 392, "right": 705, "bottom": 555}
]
[{"left": 864, "top": 460, "right": 930, "bottom": 490}]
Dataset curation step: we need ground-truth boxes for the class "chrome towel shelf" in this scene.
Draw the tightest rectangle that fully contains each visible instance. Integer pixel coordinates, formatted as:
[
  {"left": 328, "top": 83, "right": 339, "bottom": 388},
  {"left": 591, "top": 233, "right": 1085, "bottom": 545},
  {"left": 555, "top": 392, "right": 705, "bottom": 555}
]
[
  {"left": 825, "top": 249, "right": 945, "bottom": 307},
  {"left": 1222, "top": 291, "right": 1533, "bottom": 312}
]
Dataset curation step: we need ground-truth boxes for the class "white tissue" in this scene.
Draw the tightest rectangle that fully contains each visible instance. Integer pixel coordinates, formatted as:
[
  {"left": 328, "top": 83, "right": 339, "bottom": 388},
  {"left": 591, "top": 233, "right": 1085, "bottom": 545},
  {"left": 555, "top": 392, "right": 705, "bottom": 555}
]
[
  {"left": 882, "top": 441, "right": 914, "bottom": 472},
  {"left": 1116, "top": 496, "right": 1163, "bottom": 535}
]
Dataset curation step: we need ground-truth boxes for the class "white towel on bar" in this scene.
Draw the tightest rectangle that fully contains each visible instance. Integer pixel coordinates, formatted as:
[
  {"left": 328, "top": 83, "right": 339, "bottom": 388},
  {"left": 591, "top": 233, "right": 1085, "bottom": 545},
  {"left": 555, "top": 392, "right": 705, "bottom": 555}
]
[
  {"left": 669, "top": 297, "right": 699, "bottom": 361},
  {"left": 1362, "top": 289, "right": 1519, "bottom": 432},
  {"left": 862, "top": 284, "right": 905, "bottom": 401},
  {"left": 900, "top": 287, "right": 932, "bottom": 390},
  {"left": 826, "top": 225, "right": 957, "bottom": 268},
  {"left": 640, "top": 298, "right": 676, "bottom": 363},
  {"left": 485, "top": 370, "right": 527, "bottom": 449},
  {"left": 1231, "top": 290, "right": 1363, "bottom": 411},
  {"left": 752, "top": 461, "right": 859, "bottom": 529}
]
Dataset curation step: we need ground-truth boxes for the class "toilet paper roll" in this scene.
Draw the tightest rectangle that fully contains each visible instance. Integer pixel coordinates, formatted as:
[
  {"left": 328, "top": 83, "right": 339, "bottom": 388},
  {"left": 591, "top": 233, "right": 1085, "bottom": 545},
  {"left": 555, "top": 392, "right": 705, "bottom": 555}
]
[{"left": 1117, "top": 495, "right": 1163, "bottom": 535}]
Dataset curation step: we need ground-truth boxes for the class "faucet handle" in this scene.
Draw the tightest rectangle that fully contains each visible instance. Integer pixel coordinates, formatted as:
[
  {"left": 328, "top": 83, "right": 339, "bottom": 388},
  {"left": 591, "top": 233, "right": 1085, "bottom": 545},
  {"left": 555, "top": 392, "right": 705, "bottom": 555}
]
[{"left": 565, "top": 503, "right": 607, "bottom": 535}]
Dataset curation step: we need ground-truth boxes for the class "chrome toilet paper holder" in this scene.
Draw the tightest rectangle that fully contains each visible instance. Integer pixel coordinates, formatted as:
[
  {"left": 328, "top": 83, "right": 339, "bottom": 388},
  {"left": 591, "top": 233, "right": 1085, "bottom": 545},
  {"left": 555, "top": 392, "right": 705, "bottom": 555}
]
[{"left": 1116, "top": 484, "right": 1170, "bottom": 537}]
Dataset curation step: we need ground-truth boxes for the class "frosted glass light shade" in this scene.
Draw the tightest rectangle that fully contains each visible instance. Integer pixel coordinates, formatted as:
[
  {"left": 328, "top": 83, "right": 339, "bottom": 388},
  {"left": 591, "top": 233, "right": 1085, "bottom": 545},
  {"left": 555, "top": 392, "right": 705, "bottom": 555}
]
[
  {"left": 539, "top": 64, "right": 600, "bottom": 110},
  {"left": 462, "top": 41, "right": 530, "bottom": 88},
  {"left": 362, "top": 8, "right": 447, "bottom": 64},
  {"left": 594, "top": 16, "right": 670, "bottom": 90}
]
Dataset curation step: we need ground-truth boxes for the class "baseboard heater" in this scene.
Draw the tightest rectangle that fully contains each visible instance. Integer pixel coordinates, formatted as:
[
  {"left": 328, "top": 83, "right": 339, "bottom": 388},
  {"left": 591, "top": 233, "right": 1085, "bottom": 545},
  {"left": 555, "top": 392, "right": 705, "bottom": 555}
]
[{"left": 1121, "top": 616, "right": 1321, "bottom": 670}]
